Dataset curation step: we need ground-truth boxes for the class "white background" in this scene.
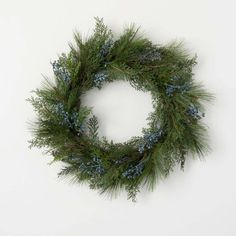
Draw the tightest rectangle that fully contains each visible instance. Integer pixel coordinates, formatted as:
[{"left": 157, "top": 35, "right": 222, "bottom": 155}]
[{"left": 0, "top": 0, "right": 236, "bottom": 235}]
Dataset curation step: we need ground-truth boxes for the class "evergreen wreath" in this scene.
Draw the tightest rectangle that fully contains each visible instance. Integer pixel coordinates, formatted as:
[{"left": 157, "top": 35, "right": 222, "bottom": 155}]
[{"left": 28, "top": 18, "right": 213, "bottom": 201}]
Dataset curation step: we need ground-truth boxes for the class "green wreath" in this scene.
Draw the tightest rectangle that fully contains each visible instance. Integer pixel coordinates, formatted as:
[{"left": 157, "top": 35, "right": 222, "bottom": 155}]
[{"left": 28, "top": 18, "right": 212, "bottom": 201}]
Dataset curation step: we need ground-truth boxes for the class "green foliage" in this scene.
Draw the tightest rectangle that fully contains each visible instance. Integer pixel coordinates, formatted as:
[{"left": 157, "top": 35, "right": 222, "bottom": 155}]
[
  {"left": 28, "top": 18, "right": 213, "bottom": 201},
  {"left": 87, "top": 115, "right": 99, "bottom": 140}
]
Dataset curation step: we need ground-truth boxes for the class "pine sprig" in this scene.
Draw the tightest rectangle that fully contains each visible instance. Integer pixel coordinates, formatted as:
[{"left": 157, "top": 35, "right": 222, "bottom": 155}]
[{"left": 87, "top": 115, "right": 99, "bottom": 140}]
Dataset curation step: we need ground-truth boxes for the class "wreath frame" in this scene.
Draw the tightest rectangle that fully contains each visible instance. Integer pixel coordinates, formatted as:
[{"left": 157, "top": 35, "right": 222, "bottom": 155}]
[{"left": 28, "top": 18, "right": 213, "bottom": 201}]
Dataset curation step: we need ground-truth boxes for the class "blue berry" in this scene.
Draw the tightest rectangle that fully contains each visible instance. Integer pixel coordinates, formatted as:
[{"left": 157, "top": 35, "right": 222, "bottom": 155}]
[
  {"left": 186, "top": 105, "right": 204, "bottom": 120},
  {"left": 70, "top": 112, "right": 85, "bottom": 133},
  {"left": 52, "top": 103, "right": 85, "bottom": 132},
  {"left": 94, "top": 71, "right": 108, "bottom": 88},
  {"left": 122, "top": 163, "right": 144, "bottom": 179},
  {"left": 138, "top": 145, "right": 145, "bottom": 154},
  {"left": 139, "top": 48, "right": 161, "bottom": 63},
  {"left": 166, "top": 80, "right": 190, "bottom": 97},
  {"left": 52, "top": 60, "right": 71, "bottom": 82},
  {"left": 79, "top": 155, "right": 104, "bottom": 176},
  {"left": 52, "top": 103, "right": 71, "bottom": 127},
  {"left": 166, "top": 85, "right": 176, "bottom": 96},
  {"left": 138, "top": 129, "right": 163, "bottom": 153},
  {"left": 100, "top": 39, "right": 113, "bottom": 57}
]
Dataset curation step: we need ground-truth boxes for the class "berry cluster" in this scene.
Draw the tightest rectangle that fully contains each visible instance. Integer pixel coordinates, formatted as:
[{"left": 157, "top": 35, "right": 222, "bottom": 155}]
[
  {"left": 70, "top": 112, "right": 85, "bottom": 133},
  {"left": 138, "top": 129, "right": 163, "bottom": 153},
  {"left": 94, "top": 71, "right": 108, "bottom": 88},
  {"left": 122, "top": 163, "right": 144, "bottom": 179},
  {"left": 53, "top": 103, "right": 72, "bottom": 127},
  {"left": 79, "top": 156, "right": 104, "bottom": 176},
  {"left": 166, "top": 83, "right": 190, "bottom": 96},
  {"left": 52, "top": 60, "right": 70, "bottom": 82},
  {"left": 139, "top": 48, "right": 161, "bottom": 63},
  {"left": 100, "top": 39, "right": 113, "bottom": 57},
  {"left": 52, "top": 103, "right": 84, "bottom": 133},
  {"left": 186, "top": 105, "right": 205, "bottom": 120}
]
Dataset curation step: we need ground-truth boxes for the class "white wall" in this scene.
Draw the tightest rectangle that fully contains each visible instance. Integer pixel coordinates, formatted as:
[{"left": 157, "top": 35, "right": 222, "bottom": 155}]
[{"left": 0, "top": 0, "right": 235, "bottom": 235}]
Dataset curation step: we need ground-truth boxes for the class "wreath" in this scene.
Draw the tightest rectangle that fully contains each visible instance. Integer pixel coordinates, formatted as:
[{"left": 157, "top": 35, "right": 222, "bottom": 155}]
[{"left": 28, "top": 18, "right": 212, "bottom": 201}]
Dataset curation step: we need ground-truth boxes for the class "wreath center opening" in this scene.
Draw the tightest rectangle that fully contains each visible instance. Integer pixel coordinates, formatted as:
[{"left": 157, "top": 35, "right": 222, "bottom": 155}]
[{"left": 81, "top": 81, "right": 153, "bottom": 143}]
